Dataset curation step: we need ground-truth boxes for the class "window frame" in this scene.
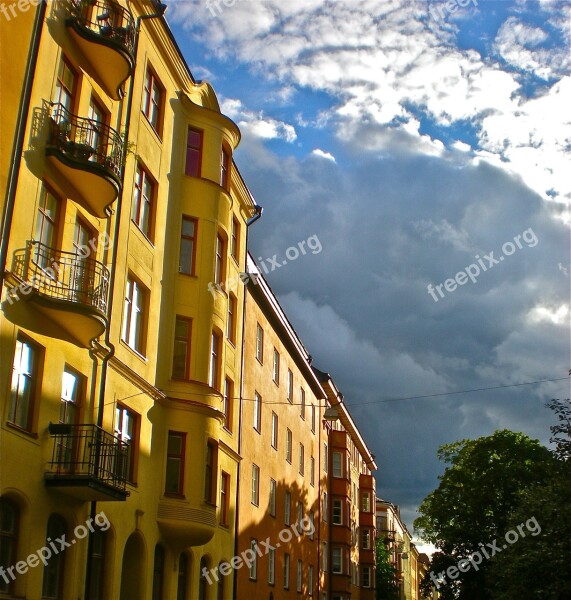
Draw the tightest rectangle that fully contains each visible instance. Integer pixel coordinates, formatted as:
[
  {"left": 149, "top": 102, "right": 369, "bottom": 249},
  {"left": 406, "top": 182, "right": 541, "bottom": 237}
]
[
  {"left": 272, "top": 348, "right": 280, "bottom": 384},
  {"left": 143, "top": 64, "right": 164, "bottom": 136},
  {"left": 214, "top": 233, "right": 225, "bottom": 286},
  {"left": 287, "top": 369, "right": 293, "bottom": 403},
  {"left": 249, "top": 540, "right": 258, "bottom": 580},
  {"left": 283, "top": 553, "right": 290, "bottom": 589},
  {"left": 0, "top": 499, "right": 19, "bottom": 595},
  {"left": 269, "top": 478, "right": 276, "bottom": 517},
  {"left": 251, "top": 463, "right": 260, "bottom": 506},
  {"left": 204, "top": 440, "right": 218, "bottom": 504},
  {"left": 332, "top": 451, "right": 343, "bottom": 478},
  {"left": 255, "top": 323, "right": 264, "bottom": 363},
  {"left": 299, "top": 388, "right": 306, "bottom": 420},
  {"left": 286, "top": 428, "right": 292, "bottom": 463},
  {"left": 185, "top": 126, "right": 203, "bottom": 177},
  {"left": 209, "top": 330, "right": 221, "bottom": 391},
  {"left": 179, "top": 216, "right": 198, "bottom": 276},
  {"left": 271, "top": 411, "right": 278, "bottom": 450},
  {"left": 121, "top": 274, "right": 148, "bottom": 356},
  {"left": 299, "top": 443, "right": 304, "bottom": 476},
  {"left": 284, "top": 490, "right": 291, "bottom": 525},
  {"left": 268, "top": 547, "right": 275, "bottom": 585},
  {"left": 220, "top": 471, "right": 230, "bottom": 526},
  {"left": 231, "top": 215, "right": 240, "bottom": 262},
  {"left": 222, "top": 377, "right": 233, "bottom": 432},
  {"left": 132, "top": 162, "right": 155, "bottom": 241},
  {"left": 226, "top": 293, "right": 237, "bottom": 345},
  {"left": 332, "top": 499, "right": 343, "bottom": 526},
  {"left": 172, "top": 316, "right": 192, "bottom": 380},
  {"left": 220, "top": 143, "right": 231, "bottom": 190},
  {"left": 253, "top": 391, "right": 262, "bottom": 433},
  {"left": 332, "top": 547, "right": 342, "bottom": 575},
  {"left": 115, "top": 404, "right": 139, "bottom": 484},
  {"left": 164, "top": 431, "right": 186, "bottom": 497}
]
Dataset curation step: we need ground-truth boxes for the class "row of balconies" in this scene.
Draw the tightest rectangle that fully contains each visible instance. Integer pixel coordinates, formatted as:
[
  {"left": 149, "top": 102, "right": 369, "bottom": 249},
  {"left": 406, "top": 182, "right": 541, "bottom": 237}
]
[{"left": 4, "top": 2, "right": 138, "bottom": 344}]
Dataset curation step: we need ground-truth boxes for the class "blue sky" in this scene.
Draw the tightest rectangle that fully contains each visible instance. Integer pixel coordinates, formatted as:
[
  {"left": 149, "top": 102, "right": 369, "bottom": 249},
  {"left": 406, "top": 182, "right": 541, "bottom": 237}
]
[{"left": 167, "top": 0, "right": 570, "bottom": 534}]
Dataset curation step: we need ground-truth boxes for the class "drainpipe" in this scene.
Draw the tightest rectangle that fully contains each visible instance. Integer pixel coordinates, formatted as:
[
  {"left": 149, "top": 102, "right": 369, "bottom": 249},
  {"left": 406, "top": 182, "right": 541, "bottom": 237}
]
[
  {"left": 0, "top": 0, "right": 46, "bottom": 289},
  {"left": 233, "top": 203, "right": 263, "bottom": 600},
  {"left": 84, "top": 4, "right": 167, "bottom": 598}
]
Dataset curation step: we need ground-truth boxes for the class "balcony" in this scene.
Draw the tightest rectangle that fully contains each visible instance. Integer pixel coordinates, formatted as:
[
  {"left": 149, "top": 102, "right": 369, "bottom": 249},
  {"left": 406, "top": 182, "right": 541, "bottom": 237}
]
[
  {"left": 66, "top": 0, "right": 136, "bottom": 100},
  {"left": 157, "top": 500, "right": 217, "bottom": 547},
  {"left": 45, "top": 103, "right": 123, "bottom": 218},
  {"left": 45, "top": 423, "right": 129, "bottom": 501},
  {"left": 5, "top": 241, "right": 109, "bottom": 347}
]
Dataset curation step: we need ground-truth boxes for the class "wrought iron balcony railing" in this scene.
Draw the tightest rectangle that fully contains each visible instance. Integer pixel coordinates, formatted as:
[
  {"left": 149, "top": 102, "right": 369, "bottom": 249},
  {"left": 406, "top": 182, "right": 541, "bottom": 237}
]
[
  {"left": 11, "top": 241, "right": 110, "bottom": 316},
  {"left": 46, "top": 423, "right": 129, "bottom": 495},
  {"left": 68, "top": 0, "right": 136, "bottom": 59},
  {"left": 47, "top": 102, "right": 123, "bottom": 180}
]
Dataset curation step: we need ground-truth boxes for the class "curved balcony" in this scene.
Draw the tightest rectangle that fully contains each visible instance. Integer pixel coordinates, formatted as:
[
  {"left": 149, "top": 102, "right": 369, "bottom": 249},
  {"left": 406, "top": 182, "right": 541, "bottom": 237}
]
[
  {"left": 45, "top": 103, "right": 122, "bottom": 218},
  {"left": 4, "top": 241, "right": 109, "bottom": 347},
  {"left": 157, "top": 500, "right": 217, "bottom": 548},
  {"left": 66, "top": 0, "right": 136, "bottom": 100}
]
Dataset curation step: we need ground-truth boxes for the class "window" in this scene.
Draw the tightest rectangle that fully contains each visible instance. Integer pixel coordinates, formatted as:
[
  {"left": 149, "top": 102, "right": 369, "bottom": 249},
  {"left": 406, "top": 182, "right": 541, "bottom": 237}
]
[
  {"left": 0, "top": 499, "right": 18, "bottom": 595},
  {"left": 231, "top": 216, "right": 240, "bottom": 261},
  {"left": 271, "top": 412, "right": 278, "bottom": 449},
  {"left": 122, "top": 275, "right": 147, "bottom": 354},
  {"left": 177, "top": 554, "right": 189, "bottom": 600},
  {"left": 226, "top": 293, "right": 237, "bottom": 344},
  {"left": 361, "top": 491, "right": 371, "bottom": 513},
  {"left": 332, "top": 452, "right": 343, "bottom": 478},
  {"left": 185, "top": 127, "right": 202, "bottom": 177},
  {"left": 209, "top": 331, "right": 221, "bottom": 390},
  {"left": 199, "top": 557, "right": 209, "bottom": 600},
  {"left": 152, "top": 545, "right": 165, "bottom": 600},
  {"left": 87, "top": 529, "right": 107, "bottom": 600},
  {"left": 251, "top": 464, "right": 260, "bottom": 505},
  {"left": 297, "top": 503, "right": 303, "bottom": 529},
  {"left": 311, "top": 404, "right": 316, "bottom": 433},
  {"left": 299, "top": 443, "right": 304, "bottom": 475},
  {"left": 268, "top": 548, "right": 275, "bottom": 585},
  {"left": 53, "top": 55, "right": 77, "bottom": 111},
  {"left": 362, "top": 566, "right": 371, "bottom": 588},
  {"left": 214, "top": 234, "right": 225, "bottom": 285},
  {"left": 309, "top": 510, "right": 315, "bottom": 540},
  {"left": 35, "top": 185, "right": 60, "bottom": 260},
  {"left": 361, "top": 528, "right": 371, "bottom": 550},
  {"left": 143, "top": 66, "right": 164, "bottom": 134},
  {"left": 115, "top": 404, "right": 138, "bottom": 483},
  {"left": 9, "top": 335, "right": 41, "bottom": 431},
  {"left": 332, "top": 499, "right": 342, "bottom": 525},
  {"left": 220, "top": 144, "right": 231, "bottom": 189},
  {"left": 272, "top": 349, "right": 280, "bottom": 384},
  {"left": 249, "top": 540, "right": 257, "bottom": 579},
  {"left": 308, "top": 565, "right": 314, "bottom": 596},
  {"left": 322, "top": 542, "right": 327, "bottom": 572},
  {"left": 172, "top": 316, "right": 192, "bottom": 380},
  {"left": 253, "top": 392, "right": 262, "bottom": 432},
  {"left": 220, "top": 472, "right": 230, "bottom": 526},
  {"left": 323, "top": 443, "right": 328, "bottom": 473},
  {"left": 284, "top": 491, "right": 291, "bottom": 525},
  {"left": 283, "top": 554, "right": 290, "bottom": 589},
  {"left": 287, "top": 369, "right": 293, "bottom": 403},
  {"left": 255, "top": 323, "right": 263, "bottom": 363},
  {"left": 300, "top": 388, "right": 305, "bottom": 419},
  {"left": 42, "top": 515, "right": 67, "bottom": 598},
  {"left": 222, "top": 377, "right": 233, "bottom": 431},
  {"left": 332, "top": 548, "right": 342, "bottom": 574},
  {"left": 297, "top": 559, "right": 303, "bottom": 593},
  {"left": 217, "top": 564, "right": 225, "bottom": 600},
  {"left": 269, "top": 478, "right": 276, "bottom": 517},
  {"left": 204, "top": 441, "right": 217, "bottom": 503},
  {"left": 286, "top": 428, "right": 292, "bottom": 463},
  {"left": 310, "top": 456, "right": 315, "bottom": 486},
  {"left": 179, "top": 216, "right": 197, "bottom": 275},
  {"left": 165, "top": 432, "right": 185, "bottom": 495},
  {"left": 323, "top": 493, "right": 328, "bottom": 523},
  {"left": 132, "top": 163, "right": 154, "bottom": 239}
]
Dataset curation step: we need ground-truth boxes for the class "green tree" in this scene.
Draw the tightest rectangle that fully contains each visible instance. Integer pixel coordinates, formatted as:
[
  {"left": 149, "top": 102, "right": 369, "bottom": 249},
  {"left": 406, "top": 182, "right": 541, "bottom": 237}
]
[
  {"left": 487, "top": 400, "right": 571, "bottom": 600},
  {"left": 375, "top": 538, "right": 399, "bottom": 600},
  {"left": 414, "top": 429, "right": 556, "bottom": 599}
]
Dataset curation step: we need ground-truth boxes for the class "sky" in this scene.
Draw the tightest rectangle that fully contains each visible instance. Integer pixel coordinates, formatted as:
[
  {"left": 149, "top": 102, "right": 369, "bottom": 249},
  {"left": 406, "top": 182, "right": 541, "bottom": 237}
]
[{"left": 166, "top": 0, "right": 571, "bottom": 533}]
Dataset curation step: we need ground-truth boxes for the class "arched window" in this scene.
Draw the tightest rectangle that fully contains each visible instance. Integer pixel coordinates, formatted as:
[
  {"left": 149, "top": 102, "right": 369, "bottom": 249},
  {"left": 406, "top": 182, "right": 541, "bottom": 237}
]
[
  {"left": 152, "top": 545, "right": 165, "bottom": 600},
  {"left": 87, "top": 528, "right": 107, "bottom": 600},
  {"left": 177, "top": 553, "right": 189, "bottom": 600},
  {"left": 217, "top": 562, "right": 225, "bottom": 600},
  {"left": 198, "top": 556, "right": 209, "bottom": 600},
  {"left": 42, "top": 515, "right": 67, "bottom": 599},
  {"left": 0, "top": 498, "right": 19, "bottom": 595}
]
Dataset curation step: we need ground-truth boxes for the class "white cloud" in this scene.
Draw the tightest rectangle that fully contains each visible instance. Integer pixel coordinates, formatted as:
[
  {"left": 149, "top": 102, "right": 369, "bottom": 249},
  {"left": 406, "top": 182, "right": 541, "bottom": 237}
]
[
  {"left": 311, "top": 148, "right": 336, "bottom": 162},
  {"left": 220, "top": 97, "right": 297, "bottom": 142}
]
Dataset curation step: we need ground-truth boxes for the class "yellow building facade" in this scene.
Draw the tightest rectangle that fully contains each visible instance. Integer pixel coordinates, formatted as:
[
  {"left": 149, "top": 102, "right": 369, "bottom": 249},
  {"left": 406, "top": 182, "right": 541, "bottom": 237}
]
[{"left": 0, "top": 1, "right": 257, "bottom": 598}]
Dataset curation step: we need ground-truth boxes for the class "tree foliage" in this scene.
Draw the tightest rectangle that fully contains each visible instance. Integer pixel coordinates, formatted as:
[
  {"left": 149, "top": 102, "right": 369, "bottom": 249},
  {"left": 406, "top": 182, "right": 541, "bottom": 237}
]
[
  {"left": 375, "top": 538, "right": 399, "bottom": 600},
  {"left": 414, "top": 429, "right": 557, "bottom": 599}
]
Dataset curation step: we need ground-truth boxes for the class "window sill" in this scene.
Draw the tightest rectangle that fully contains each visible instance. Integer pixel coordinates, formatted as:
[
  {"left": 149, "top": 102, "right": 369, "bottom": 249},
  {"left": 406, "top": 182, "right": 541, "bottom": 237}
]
[
  {"left": 164, "top": 493, "right": 186, "bottom": 499},
  {"left": 5, "top": 421, "right": 38, "bottom": 439},
  {"left": 178, "top": 270, "right": 198, "bottom": 278},
  {"left": 131, "top": 221, "right": 155, "bottom": 247}
]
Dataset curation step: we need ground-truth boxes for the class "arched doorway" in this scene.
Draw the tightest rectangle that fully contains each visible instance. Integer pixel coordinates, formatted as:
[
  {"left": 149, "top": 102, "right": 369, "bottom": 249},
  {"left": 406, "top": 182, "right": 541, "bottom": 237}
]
[{"left": 119, "top": 532, "right": 146, "bottom": 600}]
